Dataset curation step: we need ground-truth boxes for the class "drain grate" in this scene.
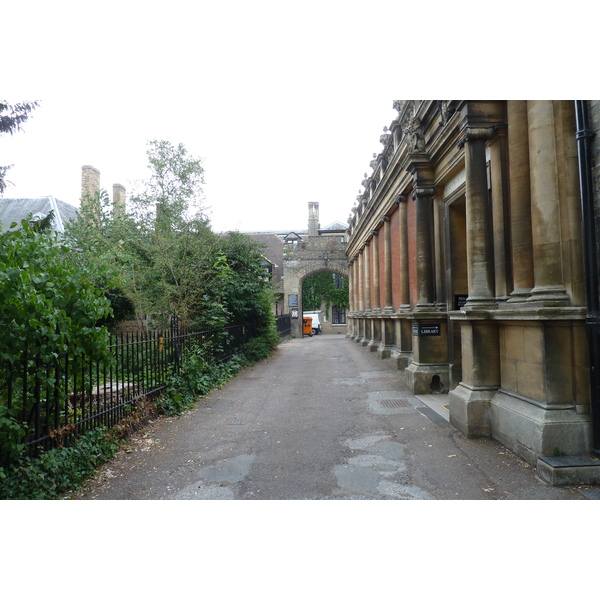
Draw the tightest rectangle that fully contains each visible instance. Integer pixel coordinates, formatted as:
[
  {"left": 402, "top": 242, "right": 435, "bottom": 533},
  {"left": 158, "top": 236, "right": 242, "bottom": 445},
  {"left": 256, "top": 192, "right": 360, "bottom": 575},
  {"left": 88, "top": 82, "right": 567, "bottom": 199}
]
[
  {"left": 364, "top": 375, "right": 395, "bottom": 384},
  {"left": 380, "top": 398, "right": 412, "bottom": 409}
]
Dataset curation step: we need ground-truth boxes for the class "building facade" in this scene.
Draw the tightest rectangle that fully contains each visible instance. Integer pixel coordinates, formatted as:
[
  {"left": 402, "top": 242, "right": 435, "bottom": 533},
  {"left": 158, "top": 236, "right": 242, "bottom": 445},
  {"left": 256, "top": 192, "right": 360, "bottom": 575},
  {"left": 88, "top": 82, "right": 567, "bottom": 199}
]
[{"left": 346, "top": 100, "right": 600, "bottom": 474}]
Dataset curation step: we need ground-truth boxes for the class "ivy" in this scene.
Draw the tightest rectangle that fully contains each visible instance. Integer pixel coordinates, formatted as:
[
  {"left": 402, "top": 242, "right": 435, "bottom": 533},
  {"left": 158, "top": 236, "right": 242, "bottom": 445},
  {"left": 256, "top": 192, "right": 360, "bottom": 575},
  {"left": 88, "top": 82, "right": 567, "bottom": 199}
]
[{"left": 302, "top": 272, "right": 349, "bottom": 312}]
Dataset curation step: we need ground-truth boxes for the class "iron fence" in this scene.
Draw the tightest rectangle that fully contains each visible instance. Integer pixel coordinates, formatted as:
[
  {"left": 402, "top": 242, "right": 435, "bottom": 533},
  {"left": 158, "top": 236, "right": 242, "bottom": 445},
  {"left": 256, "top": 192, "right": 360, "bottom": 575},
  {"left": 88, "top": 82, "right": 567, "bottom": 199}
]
[
  {"left": 276, "top": 314, "right": 291, "bottom": 338},
  {"left": 1, "top": 323, "right": 254, "bottom": 459}
]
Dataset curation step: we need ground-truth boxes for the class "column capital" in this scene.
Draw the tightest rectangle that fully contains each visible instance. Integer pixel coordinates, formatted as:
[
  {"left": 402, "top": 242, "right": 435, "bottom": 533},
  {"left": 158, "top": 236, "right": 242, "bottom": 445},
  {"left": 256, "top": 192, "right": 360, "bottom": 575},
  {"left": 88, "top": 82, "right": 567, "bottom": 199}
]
[
  {"left": 381, "top": 215, "right": 390, "bottom": 224},
  {"left": 458, "top": 126, "right": 494, "bottom": 148},
  {"left": 395, "top": 194, "right": 407, "bottom": 205},
  {"left": 412, "top": 186, "right": 436, "bottom": 200}
]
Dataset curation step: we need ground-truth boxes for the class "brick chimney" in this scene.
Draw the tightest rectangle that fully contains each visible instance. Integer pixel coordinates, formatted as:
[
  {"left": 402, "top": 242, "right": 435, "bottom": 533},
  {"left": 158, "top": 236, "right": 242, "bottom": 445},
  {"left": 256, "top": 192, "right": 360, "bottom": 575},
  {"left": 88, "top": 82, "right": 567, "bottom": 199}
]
[
  {"left": 81, "top": 165, "right": 100, "bottom": 200},
  {"left": 80, "top": 165, "right": 101, "bottom": 222},
  {"left": 113, "top": 183, "right": 126, "bottom": 219},
  {"left": 308, "top": 201, "right": 320, "bottom": 236}
]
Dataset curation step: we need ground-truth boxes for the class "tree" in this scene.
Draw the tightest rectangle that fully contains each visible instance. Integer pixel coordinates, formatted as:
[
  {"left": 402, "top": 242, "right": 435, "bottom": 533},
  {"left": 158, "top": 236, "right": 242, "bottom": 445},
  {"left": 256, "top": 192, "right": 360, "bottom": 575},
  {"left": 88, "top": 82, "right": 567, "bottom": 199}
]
[
  {"left": 0, "top": 100, "right": 39, "bottom": 194},
  {"left": 0, "top": 217, "right": 114, "bottom": 463}
]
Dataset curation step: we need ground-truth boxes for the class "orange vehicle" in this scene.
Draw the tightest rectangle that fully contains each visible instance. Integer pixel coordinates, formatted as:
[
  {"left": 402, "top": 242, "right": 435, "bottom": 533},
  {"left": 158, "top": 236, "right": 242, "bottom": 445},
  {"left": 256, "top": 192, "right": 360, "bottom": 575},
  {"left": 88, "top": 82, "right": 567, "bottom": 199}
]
[{"left": 302, "top": 317, "right": 313, "bottom": 337}]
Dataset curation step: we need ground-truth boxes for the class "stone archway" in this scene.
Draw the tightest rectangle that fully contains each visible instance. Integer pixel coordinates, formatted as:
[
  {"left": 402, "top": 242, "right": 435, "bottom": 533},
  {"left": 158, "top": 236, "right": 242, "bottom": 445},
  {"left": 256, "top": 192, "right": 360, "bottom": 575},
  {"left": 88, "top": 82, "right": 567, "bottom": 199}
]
[{"left": 282, "top": 235, "right": 349, "bottom": 337}]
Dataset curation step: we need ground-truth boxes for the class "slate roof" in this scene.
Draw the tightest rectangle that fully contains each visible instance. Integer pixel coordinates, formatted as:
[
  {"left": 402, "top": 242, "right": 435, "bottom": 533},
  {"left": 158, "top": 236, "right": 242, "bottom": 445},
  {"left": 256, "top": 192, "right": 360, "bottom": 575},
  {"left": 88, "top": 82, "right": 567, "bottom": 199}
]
[
  {"left": 320, "top": 221, "right": 347, "bottom": 231},
  {"left": 0, "top": 197, "right": 78, "bottom": 234}
]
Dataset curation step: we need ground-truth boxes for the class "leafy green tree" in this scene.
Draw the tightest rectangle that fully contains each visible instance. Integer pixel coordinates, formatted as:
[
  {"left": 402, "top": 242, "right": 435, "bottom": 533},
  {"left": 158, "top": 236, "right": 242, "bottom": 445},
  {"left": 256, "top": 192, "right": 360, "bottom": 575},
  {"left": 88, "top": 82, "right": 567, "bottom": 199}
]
[
  {"left": 0, "top": 217, "right": 114, "bottom": 463},
  {"left": 0, "top": 100, "right": 39, "bottom": 195}
]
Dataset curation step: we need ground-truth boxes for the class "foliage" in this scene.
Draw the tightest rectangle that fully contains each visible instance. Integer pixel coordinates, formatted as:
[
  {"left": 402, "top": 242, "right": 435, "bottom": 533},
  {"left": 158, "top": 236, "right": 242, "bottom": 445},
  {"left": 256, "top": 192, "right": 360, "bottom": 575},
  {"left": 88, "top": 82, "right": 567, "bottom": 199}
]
[
  {"left": 0, "top": 218, "right": 113, "bottom": 359},
  {"left": 0, "top": 218, "right": 114, "bottom": 465},
  {"left": 302, "top": 272, "right": 349, "bottom": 312},
  {"left": 0, "top": 100, "right": 39, "bottom": 194},
  {"left": 66, "top": 141, "right": 279, "bottom": 338},
  {"left": 159, "top": 344, "right": 238, "bottom": 415},
  {"left": 0, "top": 427, "right": 118, "bottom": 500}
]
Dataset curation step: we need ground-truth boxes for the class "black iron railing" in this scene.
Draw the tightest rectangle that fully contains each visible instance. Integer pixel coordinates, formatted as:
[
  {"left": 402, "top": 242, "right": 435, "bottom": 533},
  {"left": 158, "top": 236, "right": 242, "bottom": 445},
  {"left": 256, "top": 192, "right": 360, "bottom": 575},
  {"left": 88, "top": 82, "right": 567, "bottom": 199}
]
[
  {"left": 276, "top": 314, "right": 291, "bottom": 338},
  {"left": 1, "top": 323, "right": 254, "bottom": 459}
]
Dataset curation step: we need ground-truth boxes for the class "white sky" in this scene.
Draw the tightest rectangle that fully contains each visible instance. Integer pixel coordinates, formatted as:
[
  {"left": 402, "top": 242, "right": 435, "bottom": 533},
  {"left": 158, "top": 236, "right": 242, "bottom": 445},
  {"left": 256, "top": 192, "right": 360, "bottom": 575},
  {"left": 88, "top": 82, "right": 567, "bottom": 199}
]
[{"left": 3, "top": 1, "right": 591, "bottom": 234}]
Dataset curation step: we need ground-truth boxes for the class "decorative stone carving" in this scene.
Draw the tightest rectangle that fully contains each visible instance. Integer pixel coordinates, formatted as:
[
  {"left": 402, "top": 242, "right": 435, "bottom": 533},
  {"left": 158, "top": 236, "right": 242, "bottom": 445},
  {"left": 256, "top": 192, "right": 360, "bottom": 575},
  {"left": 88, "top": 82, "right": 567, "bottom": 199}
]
[
  {"left": 403, "top": 117, "right": 426, "bottom": 153},
  {"left": 438, "top": 101, "right": 454, "bottom": 126},
  {"left": 393, "top": 100, "right": 405, "bottom": 113},
  {"left": 369, "top": 153, "right": 379, "bottom": 170},
  {"left": 380, "top": 125, "right": 392, "bottom": 146}
]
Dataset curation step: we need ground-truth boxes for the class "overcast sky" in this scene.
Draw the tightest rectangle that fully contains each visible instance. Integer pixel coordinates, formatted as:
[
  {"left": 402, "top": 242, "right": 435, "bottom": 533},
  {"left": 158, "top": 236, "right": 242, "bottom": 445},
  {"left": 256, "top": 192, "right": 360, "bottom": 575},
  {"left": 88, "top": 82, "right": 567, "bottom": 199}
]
[{"left": 2, "top": 2, "right": 593, "bottom": 234}]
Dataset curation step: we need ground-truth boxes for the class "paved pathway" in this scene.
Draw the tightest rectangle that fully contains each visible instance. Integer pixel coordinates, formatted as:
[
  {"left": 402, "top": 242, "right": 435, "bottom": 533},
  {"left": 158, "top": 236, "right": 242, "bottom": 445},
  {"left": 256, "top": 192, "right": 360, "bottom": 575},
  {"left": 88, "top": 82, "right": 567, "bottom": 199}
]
[{"left": 72, "top": 335, "right": 596, "bottom": 500}]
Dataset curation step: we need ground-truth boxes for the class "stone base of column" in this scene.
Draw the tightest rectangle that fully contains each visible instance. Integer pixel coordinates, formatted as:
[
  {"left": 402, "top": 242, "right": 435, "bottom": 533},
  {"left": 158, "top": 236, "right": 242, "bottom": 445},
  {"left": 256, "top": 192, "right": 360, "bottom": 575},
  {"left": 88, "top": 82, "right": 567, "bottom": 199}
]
[
  {"left": 366, "top": 339, "right": 379, "bottom": 352},
  {"left": 405, "top": 362, "right": 450, "bottom": 395},
  {"left": 490, "top": 391, "right": 593, "bottom": 466},
  {"left": 377, "top": 344, "right": 393, "bottom": 359},
  {"left": 527, "top": 285, "right": 570, "bottom": 306},
  {"left": 390, "top": 350, "right": 412, "bottom": 370},
  {"left": 448, "top": 383, "right": 495, "bottom": 438},
  {"left": 506, "top": 288, "right": 532, "bottom": 303}
]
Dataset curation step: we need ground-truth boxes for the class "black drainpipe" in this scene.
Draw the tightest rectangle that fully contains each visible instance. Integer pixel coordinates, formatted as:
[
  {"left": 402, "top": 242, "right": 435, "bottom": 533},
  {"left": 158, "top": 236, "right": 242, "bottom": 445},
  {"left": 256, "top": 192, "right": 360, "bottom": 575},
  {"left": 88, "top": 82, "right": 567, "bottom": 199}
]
[{"left": 574, "top": 100, "right": 600, "bottom": 456}]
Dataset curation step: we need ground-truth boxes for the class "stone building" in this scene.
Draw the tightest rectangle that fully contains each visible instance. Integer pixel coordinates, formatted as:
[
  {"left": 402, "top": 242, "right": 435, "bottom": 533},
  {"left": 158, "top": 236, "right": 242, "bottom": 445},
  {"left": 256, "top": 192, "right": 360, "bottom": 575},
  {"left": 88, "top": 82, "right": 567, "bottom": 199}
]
[
  {"left": 245, "top": 202, "right": 349, "bottom": 337},
  {"left": 346, "top": 100, "right": 600, "bottom": 481}
]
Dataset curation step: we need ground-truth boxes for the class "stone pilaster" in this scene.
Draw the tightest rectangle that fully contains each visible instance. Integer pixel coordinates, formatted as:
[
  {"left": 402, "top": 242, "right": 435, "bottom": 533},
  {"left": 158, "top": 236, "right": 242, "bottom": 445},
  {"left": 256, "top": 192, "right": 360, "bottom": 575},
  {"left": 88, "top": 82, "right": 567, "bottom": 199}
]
[
  {"left": 506, "top": 100, "right": 534, "bottom": 302},
  {"left": 526, "top": 100, "right": 570, "bottom": 305}
]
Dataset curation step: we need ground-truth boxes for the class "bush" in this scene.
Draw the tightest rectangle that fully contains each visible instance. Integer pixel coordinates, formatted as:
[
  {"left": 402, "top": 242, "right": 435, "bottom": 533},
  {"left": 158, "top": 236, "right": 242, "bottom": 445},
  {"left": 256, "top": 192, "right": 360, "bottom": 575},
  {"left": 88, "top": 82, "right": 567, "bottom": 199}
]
[{"left": 0, "top": 427, "right": 118, "bottom": 500}]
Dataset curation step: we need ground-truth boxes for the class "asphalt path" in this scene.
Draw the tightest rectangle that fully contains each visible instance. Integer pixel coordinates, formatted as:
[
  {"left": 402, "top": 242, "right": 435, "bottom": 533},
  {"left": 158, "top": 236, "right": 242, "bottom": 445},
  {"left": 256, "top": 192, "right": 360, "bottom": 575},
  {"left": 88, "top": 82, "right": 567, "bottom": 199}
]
[{"left": 72, "top": 334, "right": 593, "bottom": 500}]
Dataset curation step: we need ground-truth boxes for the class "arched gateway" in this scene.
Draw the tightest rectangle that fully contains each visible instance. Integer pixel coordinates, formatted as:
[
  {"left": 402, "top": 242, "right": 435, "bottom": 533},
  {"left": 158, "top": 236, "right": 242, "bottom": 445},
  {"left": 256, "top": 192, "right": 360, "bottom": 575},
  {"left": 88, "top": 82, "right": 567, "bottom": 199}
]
[{"left": 282, "top": 203, "right": 349, "bottom": 338}]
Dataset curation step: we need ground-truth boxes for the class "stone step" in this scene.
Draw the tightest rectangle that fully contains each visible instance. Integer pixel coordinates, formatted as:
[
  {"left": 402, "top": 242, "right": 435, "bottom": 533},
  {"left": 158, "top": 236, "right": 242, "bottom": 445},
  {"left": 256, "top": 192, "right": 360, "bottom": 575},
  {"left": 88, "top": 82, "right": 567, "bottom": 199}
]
[{"left": 537, "top": 454, "right": 600, "bottom": 486}]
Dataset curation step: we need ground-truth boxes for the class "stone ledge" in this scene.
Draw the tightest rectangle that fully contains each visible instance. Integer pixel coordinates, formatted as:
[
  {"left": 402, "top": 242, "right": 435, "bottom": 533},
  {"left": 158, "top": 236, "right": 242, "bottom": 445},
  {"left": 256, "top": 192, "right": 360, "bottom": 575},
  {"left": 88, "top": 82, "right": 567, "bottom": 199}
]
[{"left": 537, "top": 454, "right": 600, "bottom": 486}]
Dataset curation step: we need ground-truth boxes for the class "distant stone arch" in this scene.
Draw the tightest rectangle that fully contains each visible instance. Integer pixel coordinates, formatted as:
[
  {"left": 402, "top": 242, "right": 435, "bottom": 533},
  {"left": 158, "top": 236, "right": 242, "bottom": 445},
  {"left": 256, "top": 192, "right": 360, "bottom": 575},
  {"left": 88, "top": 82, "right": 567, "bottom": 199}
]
[{"left": 283, "top": 236, "right": 349, "bottom": 337}]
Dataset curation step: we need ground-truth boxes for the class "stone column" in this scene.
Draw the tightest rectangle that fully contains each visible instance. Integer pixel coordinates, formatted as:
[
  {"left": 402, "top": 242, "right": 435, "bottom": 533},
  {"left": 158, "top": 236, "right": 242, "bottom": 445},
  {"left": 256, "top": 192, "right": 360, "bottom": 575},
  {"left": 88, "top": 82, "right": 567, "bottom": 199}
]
[
  {"left": 526, "top": 100, "right": 570, "bottom": 305},
  {"left": 363, "top": 240, "right": 371, "bottom": 312},
  {"left": 371, "top": 230, "right": 381, "bottom": 312},
  {"left": 358, "top": 249, "right": 365, "bottom": 313},
  {"left": 382, "top": 216, "right": 393, "bottom": 312},
  {"left": 397, "top": 196, "right": 410, "bottom": 310},
  {"left": 413, "top": 187, "right": 436, "bottom": 310},
  {"left": 489, "top": 126, "right": 511, "bottom": 300},
  {"left": 507, "top": 100, "right": 534, "bottom": 302},
  {"left": 462, "top": 126, "right": 497, "bottom": 308}
]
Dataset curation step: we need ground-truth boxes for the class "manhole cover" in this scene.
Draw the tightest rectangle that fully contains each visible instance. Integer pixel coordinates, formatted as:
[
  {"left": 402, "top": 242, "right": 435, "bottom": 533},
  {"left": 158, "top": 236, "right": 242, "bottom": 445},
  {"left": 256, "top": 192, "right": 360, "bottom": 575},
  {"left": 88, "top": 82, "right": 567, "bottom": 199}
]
[{"left": 380, "top": 398, "right": 412, "bottom": 409}]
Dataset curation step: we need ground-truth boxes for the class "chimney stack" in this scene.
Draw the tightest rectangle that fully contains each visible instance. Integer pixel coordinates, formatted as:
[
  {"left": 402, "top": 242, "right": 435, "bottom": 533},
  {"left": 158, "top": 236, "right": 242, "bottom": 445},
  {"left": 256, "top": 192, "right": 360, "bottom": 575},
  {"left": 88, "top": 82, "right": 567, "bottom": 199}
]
[
  {"left": 81, "top": 165, "right": 100, "bottom": 200},
  {"left": 308, "top": 201, "right": 320, "bottom": 236},
  {"left": 81, "top": 165, "right": 101, "bottom": 221},
  {"left": 113, "top": 183, "right": 126, "bottom": 219}
]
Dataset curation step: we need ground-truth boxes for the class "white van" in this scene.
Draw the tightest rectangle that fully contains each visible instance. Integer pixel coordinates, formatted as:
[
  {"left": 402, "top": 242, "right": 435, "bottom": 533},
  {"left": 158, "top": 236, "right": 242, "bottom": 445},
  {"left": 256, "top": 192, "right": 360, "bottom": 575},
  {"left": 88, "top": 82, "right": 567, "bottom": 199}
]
[{"left": 303, "top": 311, "right": 322, "bottom": 335}]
